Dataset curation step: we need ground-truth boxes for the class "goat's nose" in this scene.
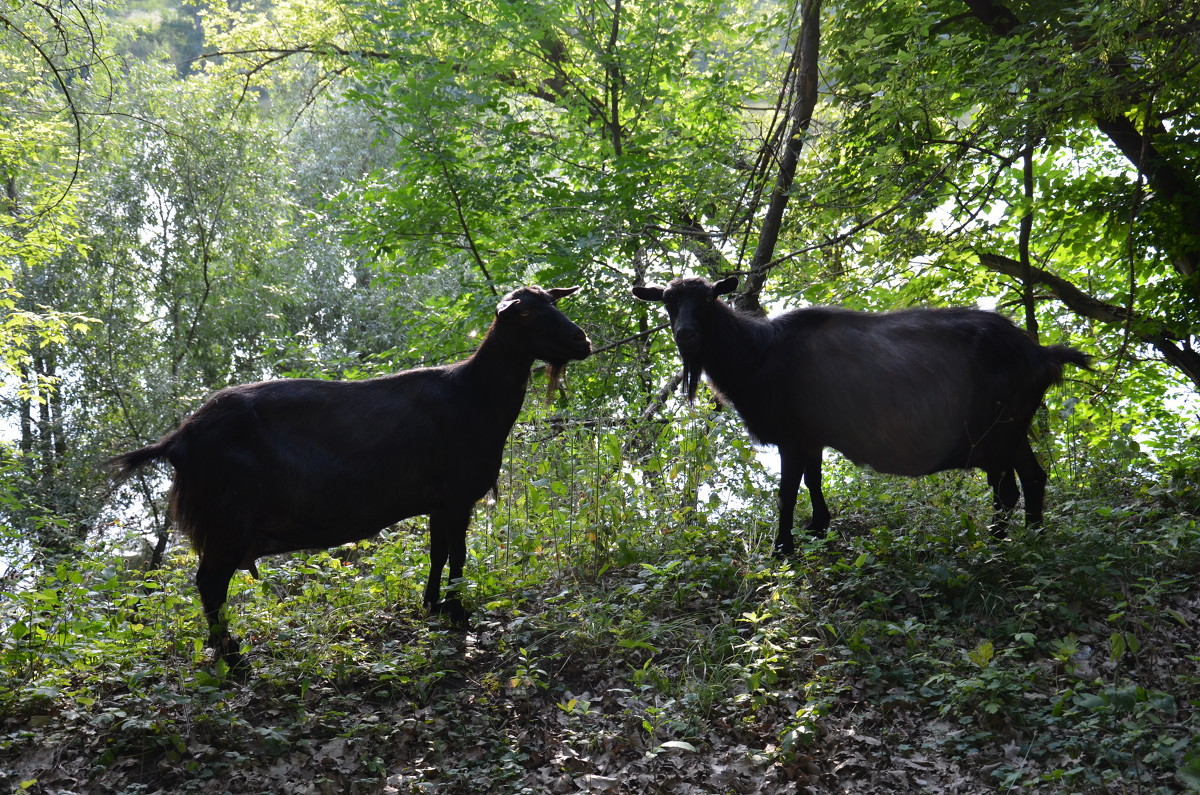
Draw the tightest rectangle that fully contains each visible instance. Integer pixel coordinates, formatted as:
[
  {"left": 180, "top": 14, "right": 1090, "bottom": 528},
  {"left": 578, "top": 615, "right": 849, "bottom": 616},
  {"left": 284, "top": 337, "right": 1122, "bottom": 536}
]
[
  {"left": 675, "top": 327, "right": 699, "bottom": 347},
  {"left": 570, "top": 327, "right": 592, "bottom": 355}
]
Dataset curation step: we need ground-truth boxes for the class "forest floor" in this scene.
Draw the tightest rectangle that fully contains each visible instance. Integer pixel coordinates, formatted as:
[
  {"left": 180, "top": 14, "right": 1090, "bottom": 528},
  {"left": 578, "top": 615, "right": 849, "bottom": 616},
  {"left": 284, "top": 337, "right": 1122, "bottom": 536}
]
[{"left": 2, "top": 473, "right": 1199, "bottom": 794}]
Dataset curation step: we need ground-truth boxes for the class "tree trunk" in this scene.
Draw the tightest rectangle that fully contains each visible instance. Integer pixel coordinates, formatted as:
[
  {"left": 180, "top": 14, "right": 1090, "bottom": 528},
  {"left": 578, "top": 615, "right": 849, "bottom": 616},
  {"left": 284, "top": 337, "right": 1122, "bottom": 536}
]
[{"left": 737, "top": 0, "right": 822, "bottom": 315}]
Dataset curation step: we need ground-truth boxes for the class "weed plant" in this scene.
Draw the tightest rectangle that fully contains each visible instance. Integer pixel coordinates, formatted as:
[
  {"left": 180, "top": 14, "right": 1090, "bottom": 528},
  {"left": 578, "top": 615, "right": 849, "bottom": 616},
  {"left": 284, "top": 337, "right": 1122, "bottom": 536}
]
[{"left": 1, "top": 412, "right": 1198, "bottom": 792}]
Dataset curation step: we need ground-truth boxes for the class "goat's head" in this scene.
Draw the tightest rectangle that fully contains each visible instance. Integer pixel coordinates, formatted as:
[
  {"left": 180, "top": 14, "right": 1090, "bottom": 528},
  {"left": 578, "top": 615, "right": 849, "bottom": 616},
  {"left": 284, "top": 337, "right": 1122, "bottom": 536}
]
[
  {"left": 496, "top": 285, "right": 592, "bottom": 368},
  {"left": 633, "top": 276, "right": 737, "bottom": 400}
]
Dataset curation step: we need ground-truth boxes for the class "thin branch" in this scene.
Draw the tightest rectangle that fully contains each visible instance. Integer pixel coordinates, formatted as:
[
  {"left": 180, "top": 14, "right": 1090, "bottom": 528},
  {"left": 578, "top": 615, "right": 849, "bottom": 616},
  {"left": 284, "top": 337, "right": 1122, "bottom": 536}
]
[
  {"left": 589, "top": 322, "right": 668, "bottom": 358},
  {"left": 436, "top": 157, "right": 498, "bottom": 296},
  {"left": 640, "top": 370, "right": 684, "bottom": 422},
  {"left": 1018, "top": 131, "right": 1039, "bottom": 339},
  {"left": 188, "top": 43, "right": 397, "bottom": 65},
  {"left": 978, "top": 252, "right": 1200, "bottom": 389},
  {"left": 0, "top": 9, "right": 84, "bottom": 220}
]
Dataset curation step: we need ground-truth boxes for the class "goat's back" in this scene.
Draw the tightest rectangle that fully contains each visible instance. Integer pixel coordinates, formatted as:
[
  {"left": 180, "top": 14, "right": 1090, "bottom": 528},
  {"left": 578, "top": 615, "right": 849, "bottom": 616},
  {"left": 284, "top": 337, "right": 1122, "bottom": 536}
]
[{"left": 741, "top": 306, "right": 1082, "bottom": 475}]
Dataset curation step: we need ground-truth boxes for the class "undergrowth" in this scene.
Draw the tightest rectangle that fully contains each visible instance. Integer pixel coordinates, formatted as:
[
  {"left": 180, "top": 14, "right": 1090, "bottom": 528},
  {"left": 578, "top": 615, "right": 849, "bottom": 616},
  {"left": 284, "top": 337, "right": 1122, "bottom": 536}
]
[{"left": 2, "top": 425, "right": 1199, "bottom": 793}]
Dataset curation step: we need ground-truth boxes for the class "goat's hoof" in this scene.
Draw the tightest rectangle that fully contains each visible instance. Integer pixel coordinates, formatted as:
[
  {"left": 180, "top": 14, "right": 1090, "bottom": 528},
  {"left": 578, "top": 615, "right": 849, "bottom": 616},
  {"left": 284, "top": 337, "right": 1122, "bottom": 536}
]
[
  {"left": 211, "top": 637, "right": 250, "bottom": 673},
  {"left": 427, "top": 600, "right": 471, "bottom": 631}
]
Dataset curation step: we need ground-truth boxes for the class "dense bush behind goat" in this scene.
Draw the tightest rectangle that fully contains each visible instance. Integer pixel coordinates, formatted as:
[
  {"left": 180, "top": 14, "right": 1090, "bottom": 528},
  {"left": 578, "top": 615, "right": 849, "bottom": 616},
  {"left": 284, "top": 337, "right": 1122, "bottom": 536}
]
[
  {"left": 107, "top": 286, "right": 591, "bottom": 667},
  {"left": 633, "top": 276, "right": 1090, "bottom": 554}
]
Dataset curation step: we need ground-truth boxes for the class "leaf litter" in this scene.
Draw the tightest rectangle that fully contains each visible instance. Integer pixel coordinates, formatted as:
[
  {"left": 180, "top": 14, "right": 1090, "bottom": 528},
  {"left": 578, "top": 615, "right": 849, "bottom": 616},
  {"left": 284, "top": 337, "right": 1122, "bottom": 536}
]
[{"left": 2, "top": 513, "right": 1198, "bottom": 794}]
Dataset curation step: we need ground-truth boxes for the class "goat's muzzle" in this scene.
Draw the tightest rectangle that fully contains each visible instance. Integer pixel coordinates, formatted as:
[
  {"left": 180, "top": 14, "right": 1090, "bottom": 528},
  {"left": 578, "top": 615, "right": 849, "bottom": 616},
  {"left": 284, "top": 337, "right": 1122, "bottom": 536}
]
[
  {"left": 563, "top": 329, "right": 592, "bottom": 361},
  {"left": 544, "top": 332, "right": 591, "bottom": 404},
  {"left": 674, "top": 326, "right": 701, "bottom": 355}
]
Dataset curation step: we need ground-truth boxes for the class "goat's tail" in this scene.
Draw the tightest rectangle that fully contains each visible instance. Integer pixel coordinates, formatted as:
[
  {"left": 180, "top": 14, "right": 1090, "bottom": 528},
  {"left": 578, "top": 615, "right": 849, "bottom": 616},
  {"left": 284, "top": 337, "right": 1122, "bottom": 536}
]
[
  {"left": 104, "top": 436, "right": 175, "bottom": 485},
  {"left": 1046, "top": 345, "right": 1092, "bottom": 370},
  {"left": 1042, "top": 344, "right": 1092, "bottom": 386}
]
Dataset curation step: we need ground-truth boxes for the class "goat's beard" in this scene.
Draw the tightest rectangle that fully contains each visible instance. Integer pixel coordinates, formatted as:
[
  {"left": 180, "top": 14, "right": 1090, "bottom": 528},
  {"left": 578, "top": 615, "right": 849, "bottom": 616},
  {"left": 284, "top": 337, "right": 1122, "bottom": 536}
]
[
  {"left": 545, "top": 363, "right": 568, "bottom": 405},
  {"left": 680, "top": 353, "right": 704, "bottom": 402}
]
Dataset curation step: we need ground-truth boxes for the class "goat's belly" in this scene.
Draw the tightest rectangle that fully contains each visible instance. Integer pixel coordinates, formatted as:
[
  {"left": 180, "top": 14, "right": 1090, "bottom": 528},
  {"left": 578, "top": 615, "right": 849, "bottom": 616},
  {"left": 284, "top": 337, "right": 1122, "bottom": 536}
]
[
  {"left": 243, "top": 499, "right": 426, "bottom": 557},
  {"left": 830, "top": 433, "right": 962, "bottom": 477},
  {"left": 255, "top": 521, "right": 387, "bottom": 557},
  {"left": 839, "top": 449, "right": 942, "bottom": 477},
  {"left": 238, "top": 457, "right": 499, "bottom": 554}
]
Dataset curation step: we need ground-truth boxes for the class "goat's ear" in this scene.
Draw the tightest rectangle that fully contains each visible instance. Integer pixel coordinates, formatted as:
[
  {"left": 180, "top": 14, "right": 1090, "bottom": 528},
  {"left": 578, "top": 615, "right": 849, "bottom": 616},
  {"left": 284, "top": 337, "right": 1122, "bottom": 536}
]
[
  {"left": 547, "top": 286, "right": 581, "bottom": 302},
  {"left": 712, "top": 277, "right": 738, "bottom": 297},
  {"left": 631, "top": 285, "right": 665, "bottom": 302},
  {"left": 496, "top": 296, "right": 522, "bottom": 316}
]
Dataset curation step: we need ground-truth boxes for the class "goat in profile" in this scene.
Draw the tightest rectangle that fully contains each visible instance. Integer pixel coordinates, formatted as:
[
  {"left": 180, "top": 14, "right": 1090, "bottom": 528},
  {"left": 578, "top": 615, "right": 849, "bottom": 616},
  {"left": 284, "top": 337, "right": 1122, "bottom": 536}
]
[
  {"left": 108, "top": 286, "right": 591, "bottom": 666},
  {"left": 633, "top": 276, "right": 1089, "bottom": 555}
]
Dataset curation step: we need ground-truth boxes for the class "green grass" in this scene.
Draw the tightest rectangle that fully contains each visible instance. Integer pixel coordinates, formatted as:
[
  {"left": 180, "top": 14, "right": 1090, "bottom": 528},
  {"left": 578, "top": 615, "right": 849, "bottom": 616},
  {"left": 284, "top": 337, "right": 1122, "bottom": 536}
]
[{"left": 2, "top": 442, "right": 1199, "bottom": 793}]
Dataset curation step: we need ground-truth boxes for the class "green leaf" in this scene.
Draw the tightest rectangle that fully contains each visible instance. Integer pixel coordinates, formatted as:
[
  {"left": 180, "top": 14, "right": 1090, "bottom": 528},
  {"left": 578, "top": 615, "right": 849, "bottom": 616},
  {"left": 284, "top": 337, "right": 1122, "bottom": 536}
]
[
  {"left": 1109, "top": 631, "right": 1126, "bottom": 661},
  {"left": 967, "top": 640, "right": 995, "bottom": 669},
  {"left": 1177, "top": 748, "right": 1200, "bottom": 788}
]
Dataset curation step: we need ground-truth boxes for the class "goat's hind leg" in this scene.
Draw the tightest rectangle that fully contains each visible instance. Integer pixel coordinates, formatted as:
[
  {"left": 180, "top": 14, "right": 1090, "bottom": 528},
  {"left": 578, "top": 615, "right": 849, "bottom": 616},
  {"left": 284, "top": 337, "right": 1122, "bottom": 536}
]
[
  {"left": 984, "top": 466, "right": 1021, "bottom": 539},
  {"left": 1013, "top": 440, "right": 1048, "bottom": 528},
  {"left": 802, "top": 448, "right": 831, "bottom": 534},
  {"left": 195, "top": 552, "right": 246, "bottom": 669},
  {"left": 986, "top": 442, "right": 1049, "bottom": 539}
]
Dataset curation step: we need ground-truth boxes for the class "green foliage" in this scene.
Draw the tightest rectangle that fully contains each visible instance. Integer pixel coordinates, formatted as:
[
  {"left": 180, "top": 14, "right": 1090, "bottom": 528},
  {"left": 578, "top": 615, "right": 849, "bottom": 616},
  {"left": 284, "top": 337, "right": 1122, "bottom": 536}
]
[
  {"left": 794, "top": 0, "right": 1200, "bottom": 431},
  {"left": 314, "top": 0, "right": 782, "bottom": 301},
  {"left": 0, "top": 0, "right": 107, "bottom": 413}
]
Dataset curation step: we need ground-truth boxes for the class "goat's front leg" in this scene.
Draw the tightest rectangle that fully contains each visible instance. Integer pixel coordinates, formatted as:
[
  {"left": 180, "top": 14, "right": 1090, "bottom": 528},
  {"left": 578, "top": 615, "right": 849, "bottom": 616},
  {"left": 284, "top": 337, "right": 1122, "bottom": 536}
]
[
  {"left": 424, "top": 507, "right": 470, "bottom": 628},
  {"left": 774, "top": 449, "right": 803, "bottom": 556}
]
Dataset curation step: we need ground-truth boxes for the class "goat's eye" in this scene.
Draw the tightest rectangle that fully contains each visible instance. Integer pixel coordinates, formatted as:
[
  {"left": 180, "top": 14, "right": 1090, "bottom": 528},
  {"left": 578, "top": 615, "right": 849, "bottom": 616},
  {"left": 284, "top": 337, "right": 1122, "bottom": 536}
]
[{"left": 519, "top": 309, "right": 531, "bottom": 317}]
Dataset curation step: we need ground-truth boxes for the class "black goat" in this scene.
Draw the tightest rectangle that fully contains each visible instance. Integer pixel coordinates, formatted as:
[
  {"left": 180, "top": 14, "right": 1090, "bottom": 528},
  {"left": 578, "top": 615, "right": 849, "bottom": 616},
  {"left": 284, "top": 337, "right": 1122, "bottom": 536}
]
[
  {"left": 633, "top": 276, "right": 1089, "bottom": 554},
  {"left": 107, "top": 286, "right": 591, "bottom": 666}
]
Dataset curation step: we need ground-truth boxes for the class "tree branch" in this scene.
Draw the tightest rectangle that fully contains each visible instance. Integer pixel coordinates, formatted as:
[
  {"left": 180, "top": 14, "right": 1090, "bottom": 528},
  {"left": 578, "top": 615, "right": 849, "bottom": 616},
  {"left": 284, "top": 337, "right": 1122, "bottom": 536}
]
[
  {"left": 1017, "top": 133, "right": 1039, "bottom": 338},
  {"left": 978, "top": 252, "right": 1200, "bottom": 389},
  {"left": 437, "top": 157, "right": 498, "bottom": 296}
]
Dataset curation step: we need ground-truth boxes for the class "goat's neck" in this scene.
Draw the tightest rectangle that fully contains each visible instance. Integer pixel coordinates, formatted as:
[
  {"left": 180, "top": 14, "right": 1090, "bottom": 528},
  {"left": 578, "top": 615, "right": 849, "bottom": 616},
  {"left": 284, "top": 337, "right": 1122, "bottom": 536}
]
[
  {"left": 461, "top": 328, "right": 536, "bottom": 419},
  {"left": 701, "top": 305, "right": 772, "bottom": 402}
]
